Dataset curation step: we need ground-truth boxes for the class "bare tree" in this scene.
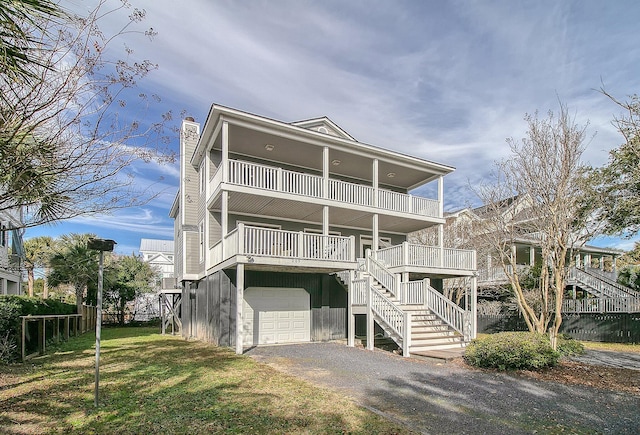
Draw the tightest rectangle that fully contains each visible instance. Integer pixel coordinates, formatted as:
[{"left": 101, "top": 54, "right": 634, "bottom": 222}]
[
  {"left": 0, "top": 0, "right": 176, "bottom": 228},
  {"left": 473, "top": 104, "right": 595, "bottom": 349}
]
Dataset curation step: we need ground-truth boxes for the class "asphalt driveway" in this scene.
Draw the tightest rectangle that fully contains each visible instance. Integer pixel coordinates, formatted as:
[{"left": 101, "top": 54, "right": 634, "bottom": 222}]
[{"left": 246, "top": 343, "right": 640, "bottom": 434}]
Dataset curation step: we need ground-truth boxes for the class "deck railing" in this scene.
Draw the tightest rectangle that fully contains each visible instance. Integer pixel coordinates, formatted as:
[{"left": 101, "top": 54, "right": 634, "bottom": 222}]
[
  {"left": 374, "top": 242, "right": 475, "bottom": 271},
  {"left": 562, "top": 297, "right": 640, "bottom": 313},
  {"left": 220, "top": 159, "right": 440, "bottom": 218},
  {"left": 208, "top": 224, "right": 355, "bottom": 268}
]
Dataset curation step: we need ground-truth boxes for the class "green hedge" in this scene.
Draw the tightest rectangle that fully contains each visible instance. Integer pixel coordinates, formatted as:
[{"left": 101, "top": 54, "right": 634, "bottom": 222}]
[
  {"left": 0, "top": 295, "right": 77, "bottom": 363},
  {"left": 464, "top": 331, "right": 560, "bottom": 370}
]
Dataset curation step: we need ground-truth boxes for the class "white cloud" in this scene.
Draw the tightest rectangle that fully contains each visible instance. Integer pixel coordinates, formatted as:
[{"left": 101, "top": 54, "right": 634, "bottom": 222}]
[{"left": 43, "top": 0, "right": 640, "bottom": 250}]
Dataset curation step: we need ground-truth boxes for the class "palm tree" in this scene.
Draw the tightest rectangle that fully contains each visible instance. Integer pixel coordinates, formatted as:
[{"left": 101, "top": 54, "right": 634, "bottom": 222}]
[
  {"left": 0, "top": 0, "right": 62, "bottom": 87},
  {"left": 23, "top": 235, "right": 55, "bottom": 297},
  {"left": 48, "top": 233, "right": 99, "bottom": 313}
]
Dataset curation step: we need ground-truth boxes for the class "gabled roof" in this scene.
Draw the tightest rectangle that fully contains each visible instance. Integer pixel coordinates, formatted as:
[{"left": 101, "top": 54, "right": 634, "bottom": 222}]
[
  {"left": 289, "top": 117, "right": 356, "bottom": 141},
  {"left": 139, "top": 238, "right": 174, "bottom": 254}
]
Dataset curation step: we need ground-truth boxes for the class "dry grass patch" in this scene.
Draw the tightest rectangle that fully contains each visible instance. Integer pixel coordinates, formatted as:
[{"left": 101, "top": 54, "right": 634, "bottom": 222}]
[{"left": 0, "top": 327, "right": 411, "bottom": 434}]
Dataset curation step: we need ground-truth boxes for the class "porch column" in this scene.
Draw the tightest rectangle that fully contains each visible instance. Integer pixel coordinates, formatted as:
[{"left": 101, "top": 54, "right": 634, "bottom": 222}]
[
  {"left": 438, "top": 224, "right": 444, "bottom": 267},
  {"left": 613, "top": 256, "right": 617, "bottom": 273},
  {"left": 585, "top": 254, "right": 591, "bottom": 269},
  {"left": 575, "top": 253, "right": 580, "bottom": 268},
  {"left": 221, "top": 121, "right": 229, "bottom": 183},
  {"left": 322, "top": 205, "right": 329, "bottom": 256},
  {"left": 322, "top": 206, "right": 329, "bottom": 236},
  {"left": 235, "top": 264, "right": 244, "bottom": 355},
  {"left": 437, "top": 175, "right": 444, "bottom": 218},
  {"left": 347, "top": 270, "right": 355, "bottom": 347},
  {"left": 372, "top": 214, "right": 379, "bottom": 251},
  {"left": 372, "top": 159, "right": 379, "bottom": 207},
  {"left": 366, "top": 276, "right": 374, "bottom": 351},
  {"left": 470, "top": 276, "right": 477, "bottom": 339},
  {"left": 599, "top": 256, "right": 604, "bottom": 271},
  {"left": 322, "top": 146, "right": 329, "bottom": 199},
  {"left": 221, "top": 191, "right": 229, "bottom": 258},
  {"left": 529, "top": 246, "right": 535, "bottom": 266}
]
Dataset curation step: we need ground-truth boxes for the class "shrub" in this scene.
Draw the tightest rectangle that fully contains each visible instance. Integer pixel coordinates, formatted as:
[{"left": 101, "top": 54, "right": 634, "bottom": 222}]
[
  {"left": 557, "top": 333, "right": 585, "bottom": 357},
  {"left": 0, "top": 295, "right": 76, "bottom": 363},
  {"left": 464, "top": 331, "right": 560, "bottom": 370}
]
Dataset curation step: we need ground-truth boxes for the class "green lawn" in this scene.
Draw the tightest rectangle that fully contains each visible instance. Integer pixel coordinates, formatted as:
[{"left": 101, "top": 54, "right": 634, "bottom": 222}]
[{"left": 0, "top": 328, "right": 411, "bottom": 434}]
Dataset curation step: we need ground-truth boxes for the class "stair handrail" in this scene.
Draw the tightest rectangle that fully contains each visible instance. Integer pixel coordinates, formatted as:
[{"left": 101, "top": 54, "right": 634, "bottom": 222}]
[
  {"left": 423, "top": 282, "right": 466, "bottom": 336},
  {"left": 580, "top": 267, "right": 640, "bottom": 297},
  {"left": 366, "top": 254, "right": 400, "bottom": 300},
  {"left": 369, "top": 283, "right": 407, "bottom": 342},
  {"left": 570, "top": 267, "right": 639, "bottom": 299}
]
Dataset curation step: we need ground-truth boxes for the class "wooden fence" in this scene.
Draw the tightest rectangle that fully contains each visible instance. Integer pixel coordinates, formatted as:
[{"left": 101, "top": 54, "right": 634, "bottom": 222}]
[
  {"left": 478, "top": 313, "right": 640, "bottom": 343},
  {"left": 20, "top": 305, "right": 97, "bottom": 361}
]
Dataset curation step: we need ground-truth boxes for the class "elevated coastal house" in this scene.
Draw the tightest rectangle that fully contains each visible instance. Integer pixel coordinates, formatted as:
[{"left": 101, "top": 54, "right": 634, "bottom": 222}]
[
  {"left": 170, "top": 105, "right": 477, "bottom": 357},
  {"left": 0, "top": 206, "right": 24, "bottom": 295},
  {"left": 444, "top": 197, "right": 638, "bottom": 313}
]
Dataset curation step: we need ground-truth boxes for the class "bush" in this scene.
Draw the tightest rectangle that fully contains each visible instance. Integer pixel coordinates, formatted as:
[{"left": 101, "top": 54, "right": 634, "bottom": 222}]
[
  {"left": 464, "top": 331, "right": 560, "bottom": 370},
  {"left": 0, "top": 295, "right": 77, "bottom": 363},
  {"left": 557, "top": 333, "right": 585, "bottom": 357}
]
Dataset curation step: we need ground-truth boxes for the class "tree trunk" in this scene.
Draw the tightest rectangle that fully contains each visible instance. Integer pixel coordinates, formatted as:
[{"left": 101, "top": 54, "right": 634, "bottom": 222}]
[
  {"left": 43, "top": 268, "right": 49, "bottom": 299},
  {"left": 76, "top": 285, "right": 84, "bottom": 314},
  {"left": 27, "top": 268, "right": 34, "bottom": 297}
]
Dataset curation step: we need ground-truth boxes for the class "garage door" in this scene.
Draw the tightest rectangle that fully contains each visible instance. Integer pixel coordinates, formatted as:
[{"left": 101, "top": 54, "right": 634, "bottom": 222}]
[{"left": 242, "top": 287, "right": 310, "bottom": 346}]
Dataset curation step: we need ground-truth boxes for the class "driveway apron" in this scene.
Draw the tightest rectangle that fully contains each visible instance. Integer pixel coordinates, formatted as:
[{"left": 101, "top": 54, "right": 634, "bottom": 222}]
[{"left": 247, "top": 343, "right": 640, "bottom": 434}]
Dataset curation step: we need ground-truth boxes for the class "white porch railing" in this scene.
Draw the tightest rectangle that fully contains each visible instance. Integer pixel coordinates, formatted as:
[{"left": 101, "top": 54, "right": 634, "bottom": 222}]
[
  {"left": 208, "top": 224, "right": 355, "bottom": 268},
  {"left": 221, "top": 159, "right": 440, "bottom": 218},
  {"left": 562, "top": 297, "right": 640, "bottom": 313},
  {"left": 374, "top": 242, "right": 475, "bottom": 271},
  {"left": 351, "top": 278, "right": 368, "bottom": 305}
]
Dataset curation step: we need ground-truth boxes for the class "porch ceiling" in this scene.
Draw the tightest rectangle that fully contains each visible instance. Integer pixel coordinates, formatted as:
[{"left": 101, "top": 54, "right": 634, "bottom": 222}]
[
  {"left": 209, "top": 190, "right": 437, "bottom": 233},
  {"left": 222, "top": 123, "right": 442, "bottom": 190}
]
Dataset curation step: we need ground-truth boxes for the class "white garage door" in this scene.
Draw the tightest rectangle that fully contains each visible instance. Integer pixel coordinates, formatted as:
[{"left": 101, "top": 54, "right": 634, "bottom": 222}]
[{"left": 242, "top": 287, "right": 310, "bottom": 346}]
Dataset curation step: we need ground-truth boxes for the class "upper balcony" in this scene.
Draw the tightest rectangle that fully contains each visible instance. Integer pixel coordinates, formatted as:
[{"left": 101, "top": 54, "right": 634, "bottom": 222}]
[{"left": 208, "top": 160, "right": 443, "bottom": 233}]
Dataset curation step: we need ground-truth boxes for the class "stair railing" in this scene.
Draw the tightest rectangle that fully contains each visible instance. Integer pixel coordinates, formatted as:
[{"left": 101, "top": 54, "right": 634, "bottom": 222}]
[
  {"left": 580, "top": 267, "right": 640, "bottom": 298},
  {"left": 368, "top": 280, "right": 411, "bottom": 356},
  {"left": 570, "top": 267, "right": 639, "bottom": 299},
  {"left": 423, "top": 282, "right": 466, "bottom": 337},
  {"left": 366, "top": 254, "right": 400, "bottom": 300}
]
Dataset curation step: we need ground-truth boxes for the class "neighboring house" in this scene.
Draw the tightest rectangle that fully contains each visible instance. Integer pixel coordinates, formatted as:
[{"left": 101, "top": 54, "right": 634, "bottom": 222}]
[
  {"left": 171, "top": 105, "right": 477, "bottom": 357},
  {"left": 139, "top": 238, "right": 176, "bottom": 288},
  {"left": 136, "top": 238, "right": 178, "bottom": 322},
  {"left": 440, "top": 196, "right": 638, "bottom": 313},
  {"left": 0, "top": 206, "right": 24, "bottom": 295}
]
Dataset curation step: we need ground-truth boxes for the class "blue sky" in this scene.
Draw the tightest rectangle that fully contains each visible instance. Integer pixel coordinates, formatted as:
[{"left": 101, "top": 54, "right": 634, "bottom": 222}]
[{"left": 25, "top": 0, "right": 640, "bottom": 254}]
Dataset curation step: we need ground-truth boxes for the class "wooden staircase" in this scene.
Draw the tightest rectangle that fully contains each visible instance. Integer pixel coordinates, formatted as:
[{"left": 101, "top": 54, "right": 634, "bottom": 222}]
[{"left": 371, "top": 282, "right": 466, "bottom": 353}]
